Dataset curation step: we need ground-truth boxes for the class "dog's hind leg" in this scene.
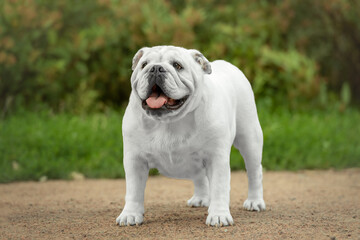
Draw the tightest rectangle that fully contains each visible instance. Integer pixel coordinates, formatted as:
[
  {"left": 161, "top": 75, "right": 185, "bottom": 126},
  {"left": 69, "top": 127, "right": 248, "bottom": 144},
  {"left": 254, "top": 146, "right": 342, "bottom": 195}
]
[
  {"left": 234, "top": 119, "right": 266, "bottom": 212},
  {"left": 187, "top": 173, "right": 210, "bottom": 207}
]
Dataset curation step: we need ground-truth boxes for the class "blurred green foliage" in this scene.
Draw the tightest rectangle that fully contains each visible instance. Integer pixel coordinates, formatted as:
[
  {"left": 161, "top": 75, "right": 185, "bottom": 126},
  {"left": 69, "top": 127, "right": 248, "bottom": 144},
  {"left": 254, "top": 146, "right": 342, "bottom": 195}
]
[{"left": 0, "top": 0, "right": 359, "bottom": 115}]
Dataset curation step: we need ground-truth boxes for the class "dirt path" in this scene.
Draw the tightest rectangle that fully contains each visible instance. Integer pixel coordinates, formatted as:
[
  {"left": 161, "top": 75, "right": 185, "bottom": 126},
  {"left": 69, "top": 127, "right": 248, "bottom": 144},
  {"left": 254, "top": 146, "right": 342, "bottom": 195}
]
[{"left": 0, "top": 169, "right": 359, "bottom": 239}]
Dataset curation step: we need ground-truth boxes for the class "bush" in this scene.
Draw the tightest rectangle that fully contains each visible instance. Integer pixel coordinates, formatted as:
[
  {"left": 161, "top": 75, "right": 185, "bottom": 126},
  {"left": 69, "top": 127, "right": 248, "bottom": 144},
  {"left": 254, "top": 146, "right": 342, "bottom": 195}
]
[
  {"left": 0, "top": 0, "right": 357, "bottom": 115},
  {"left": 0, "top": 0, "right": 208, "bottom": 115},
  {"left": 254, "top": 47, "right": 322, "bottom": 109},
  {"left": 274, "top": 0, "right": 360, "bottom": 102}
]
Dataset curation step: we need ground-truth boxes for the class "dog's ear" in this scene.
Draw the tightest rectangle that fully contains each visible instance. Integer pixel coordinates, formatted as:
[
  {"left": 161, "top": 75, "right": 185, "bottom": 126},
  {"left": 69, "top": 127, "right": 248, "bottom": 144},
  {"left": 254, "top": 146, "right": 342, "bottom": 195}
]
[
  {"left": 132, "top": 47, "right": 149, "bottom": 70},
  {"left": 189, "top": 49, "right": 212, "bottom": 74}
]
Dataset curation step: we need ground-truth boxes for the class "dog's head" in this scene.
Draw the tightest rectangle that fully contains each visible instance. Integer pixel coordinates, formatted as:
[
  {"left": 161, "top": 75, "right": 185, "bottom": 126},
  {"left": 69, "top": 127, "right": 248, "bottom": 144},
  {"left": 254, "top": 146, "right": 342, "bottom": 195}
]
[{"left": 130, "top": 46, "right": 212, "bottom": 121}]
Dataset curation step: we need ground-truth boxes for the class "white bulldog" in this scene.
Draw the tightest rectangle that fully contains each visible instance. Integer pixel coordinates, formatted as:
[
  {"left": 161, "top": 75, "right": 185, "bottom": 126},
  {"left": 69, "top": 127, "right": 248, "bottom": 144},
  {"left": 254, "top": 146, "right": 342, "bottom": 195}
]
[{"left": 116, "top": 45, "right": 265, "bottom": 227}]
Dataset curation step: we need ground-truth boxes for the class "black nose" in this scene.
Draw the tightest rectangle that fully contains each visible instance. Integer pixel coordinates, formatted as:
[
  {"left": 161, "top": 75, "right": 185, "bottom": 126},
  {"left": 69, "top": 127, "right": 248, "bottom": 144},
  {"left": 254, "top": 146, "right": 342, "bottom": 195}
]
[{"left": 150, "top": 65, "right": 166, "bottom": 74}]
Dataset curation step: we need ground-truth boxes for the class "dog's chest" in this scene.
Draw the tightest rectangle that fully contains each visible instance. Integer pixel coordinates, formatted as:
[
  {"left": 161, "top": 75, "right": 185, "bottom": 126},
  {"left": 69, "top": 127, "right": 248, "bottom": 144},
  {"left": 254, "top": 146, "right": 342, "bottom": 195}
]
[
  {"left": 131, "top": 112, "right": 212, "bottom": 179},
  {"left": 141, "top": 122, "right": 208, "bottom": 179}
]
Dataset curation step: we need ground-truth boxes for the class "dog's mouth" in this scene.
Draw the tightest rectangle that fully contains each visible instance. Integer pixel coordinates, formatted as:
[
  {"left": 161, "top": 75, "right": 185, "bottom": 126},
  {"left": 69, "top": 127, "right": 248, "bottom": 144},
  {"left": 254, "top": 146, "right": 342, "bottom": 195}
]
[{"left": 142, "top": 85, "right": 188, "bottom": 111}]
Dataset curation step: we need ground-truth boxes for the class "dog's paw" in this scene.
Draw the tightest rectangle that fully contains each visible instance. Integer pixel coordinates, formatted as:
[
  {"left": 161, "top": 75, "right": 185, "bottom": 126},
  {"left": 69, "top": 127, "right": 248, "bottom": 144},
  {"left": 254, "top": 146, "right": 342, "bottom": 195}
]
[
  {"left": 116, "top": 212, "right": 143, "bottom": 226},
  {"left": 243, "top": 199, "right": 266, "bottom": 212},
  {"left": 206, "top": 212, "right": 234, "bottom": 227},
  {"left": 187, "top": 195, "right": 210, "bottom": 207}
]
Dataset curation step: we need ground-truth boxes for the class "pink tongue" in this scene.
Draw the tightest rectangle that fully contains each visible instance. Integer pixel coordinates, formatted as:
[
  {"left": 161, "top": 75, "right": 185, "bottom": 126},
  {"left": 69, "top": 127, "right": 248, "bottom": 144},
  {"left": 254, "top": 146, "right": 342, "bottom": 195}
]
[{"left": 146, "top": 92, "right": 168, "bottom": 109}]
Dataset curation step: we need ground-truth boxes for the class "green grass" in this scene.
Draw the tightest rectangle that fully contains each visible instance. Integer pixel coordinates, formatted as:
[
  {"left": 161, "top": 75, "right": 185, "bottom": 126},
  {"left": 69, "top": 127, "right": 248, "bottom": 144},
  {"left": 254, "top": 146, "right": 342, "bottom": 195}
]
[
  {"left": 230, "top": 107, "right": 360, "bottom": 171},
  {"left": 1, "top": 108, "right": 359, "bottom": 182},
  {"left": 0, "top": 110, "right": 125, "bottom": 182}
]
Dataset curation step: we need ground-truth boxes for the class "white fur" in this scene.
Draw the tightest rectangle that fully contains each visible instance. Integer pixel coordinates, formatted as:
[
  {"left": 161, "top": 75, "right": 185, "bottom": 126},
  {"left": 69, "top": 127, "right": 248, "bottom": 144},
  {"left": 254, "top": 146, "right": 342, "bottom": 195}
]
[{"left": 116, "top": 46, "right": 265, "bottom": 227}]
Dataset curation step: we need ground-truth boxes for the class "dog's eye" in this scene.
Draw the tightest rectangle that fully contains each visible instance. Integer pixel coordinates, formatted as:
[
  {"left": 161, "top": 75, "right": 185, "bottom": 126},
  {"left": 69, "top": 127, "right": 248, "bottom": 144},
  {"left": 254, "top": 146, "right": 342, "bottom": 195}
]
[
  {"left": 173, "top": 62, "right": 183, "bottom": 70},
  {"left": 141, "top": 62, "right": 148, "bottom": 69}
]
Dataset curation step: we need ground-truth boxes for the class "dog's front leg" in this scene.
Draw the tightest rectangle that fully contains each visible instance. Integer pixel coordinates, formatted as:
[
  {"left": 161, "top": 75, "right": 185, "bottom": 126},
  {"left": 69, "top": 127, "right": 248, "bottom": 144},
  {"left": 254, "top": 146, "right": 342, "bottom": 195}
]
[
  {"left": 116, "top": 153, "right": 149, "bottom": 226},
  {"left": 205, "top": 151, "right": 234, "bottom": 227}
]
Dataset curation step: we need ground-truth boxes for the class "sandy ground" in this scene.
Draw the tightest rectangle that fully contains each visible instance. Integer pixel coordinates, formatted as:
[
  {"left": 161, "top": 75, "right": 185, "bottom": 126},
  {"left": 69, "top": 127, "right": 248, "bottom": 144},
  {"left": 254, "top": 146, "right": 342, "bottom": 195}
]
[{"left": 0, "top": 169, "right": 359, "bottom": 240}]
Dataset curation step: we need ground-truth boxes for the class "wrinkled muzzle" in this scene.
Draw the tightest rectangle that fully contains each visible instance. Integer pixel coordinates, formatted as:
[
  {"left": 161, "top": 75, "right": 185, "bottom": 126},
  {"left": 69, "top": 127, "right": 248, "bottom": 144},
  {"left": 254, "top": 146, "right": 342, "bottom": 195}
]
[{"left": 142, "top": 65, "right": 188, "bottom": 111}]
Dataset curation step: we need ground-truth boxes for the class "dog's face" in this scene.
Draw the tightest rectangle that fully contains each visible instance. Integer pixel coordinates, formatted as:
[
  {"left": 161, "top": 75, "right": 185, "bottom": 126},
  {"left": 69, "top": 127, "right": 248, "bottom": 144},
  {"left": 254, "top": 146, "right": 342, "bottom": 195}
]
[{"left": 130, "top": 46, "right": 212, "bottom": 121}]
